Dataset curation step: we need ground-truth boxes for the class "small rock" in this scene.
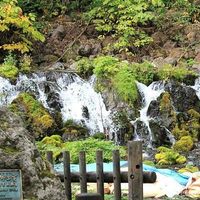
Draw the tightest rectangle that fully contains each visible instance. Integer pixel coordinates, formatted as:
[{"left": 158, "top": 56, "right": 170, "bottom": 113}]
[
  {"left": 164, "top": 57, "right": 177, "bottom": 65},
  {"left": 78, "top": 44, "right": 92, "bottom": 57},
  {"left": 51, "top": 25, "right": 66, "bottom": 40}
]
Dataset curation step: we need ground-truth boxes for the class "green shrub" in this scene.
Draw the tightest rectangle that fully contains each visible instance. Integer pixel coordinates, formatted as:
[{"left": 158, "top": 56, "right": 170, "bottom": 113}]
[
  {"left": 0, "top": 54, "right": 19, "bottom": 80},
  {"left": 86, "top": 0, "right": 163, "bottom": 51},
  {"left": 76, "top": 57, "right": 94, "bottom": 78},
  {"left": 37, "top": 137, "right": 127, "bottom": 164},
  {"left": 157, "top": 64, "right": 197, "bottom": 82}
]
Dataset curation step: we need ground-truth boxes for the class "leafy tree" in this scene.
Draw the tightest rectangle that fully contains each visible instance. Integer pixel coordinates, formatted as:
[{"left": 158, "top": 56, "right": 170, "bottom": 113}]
[{"left": 0, "top": 0, "right": 45, "bottom": 56}]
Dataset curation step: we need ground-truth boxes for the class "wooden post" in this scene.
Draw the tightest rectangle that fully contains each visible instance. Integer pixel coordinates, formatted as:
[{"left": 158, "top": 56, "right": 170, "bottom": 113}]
[
  {"left": 79, "top": 151, "right": 87, "bottom": 193},
  {"left": 128, "top": 141, "right": 143, "bottom": 200},
  {"left": 46, "top": 151, "right": 53, "bottom": 165},
  {"left": 113, "top": 150, "right": 121, "bottom": 200},
  {"left": 63, "top": 151, "right": 72, "bottom": 200},
  {"left": 96, "top": 150, "right": 104, "bottom": 200}
]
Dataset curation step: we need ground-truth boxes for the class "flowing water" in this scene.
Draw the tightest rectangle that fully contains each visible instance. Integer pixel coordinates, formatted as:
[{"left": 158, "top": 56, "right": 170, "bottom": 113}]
[
  {"left": 132, "top": 81, "right": 164, "bottom": 146},
  {"left": 0, "top": 72, "right": 114, "bottom": 135},
  {"left": 0, "top": 73, "right": 200, "bottom": 143}
]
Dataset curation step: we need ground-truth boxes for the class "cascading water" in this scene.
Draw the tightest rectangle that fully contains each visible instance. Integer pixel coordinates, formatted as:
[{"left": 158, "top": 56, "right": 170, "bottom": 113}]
[
  {"left": 0, "top": 72, "right": 114, "bottom": 135},
  {"left": 133, "top": 81, "right": 164, "bottom": 146},
  {"left": 192, "top": 77, "right": 200, "bottom": 99}
]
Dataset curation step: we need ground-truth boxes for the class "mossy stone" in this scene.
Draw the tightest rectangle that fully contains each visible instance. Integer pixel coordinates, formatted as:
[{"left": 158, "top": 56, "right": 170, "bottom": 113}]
[{"left": 173, "top": 136, "right": 194, "bottom": 152}]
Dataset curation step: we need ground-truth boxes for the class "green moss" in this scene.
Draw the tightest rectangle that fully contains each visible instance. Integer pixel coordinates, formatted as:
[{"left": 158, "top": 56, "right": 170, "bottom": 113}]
[
  {"left": 178, "top": 165, "right": 199, "bottom": 173},
  {"left": 11, "top": 92, "right": 55, "bottom": 137},
  {"left": 0, "top": 146, "right": 19, "bottom": 155},
  {"left": 155, "top": 146, "right": 186, "bottom": 165},
  {"left": 62, "top": 119, "right": 89, "bottom": 141},
  {"left": 172, "top": 125, "right": 189, "bottom": 140},
  {"left": 39, "top": 169, "right": 56, "bottom": 179},
  {"left": 0, "top": 64, "right": 19, "bottom": 80},
  {"left": 173, "top": 136, "right": 194, "bottom": 152}
]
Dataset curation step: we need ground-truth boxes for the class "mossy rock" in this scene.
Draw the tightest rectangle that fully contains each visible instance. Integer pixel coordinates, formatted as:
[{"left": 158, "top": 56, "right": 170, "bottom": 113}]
[
  {"left": 10, "top": 92, "right": 56, "bottom": 138},
  {"left": 155, "top": 146, "right": 187, "bottom": 165},
  {"left": 173, "top": 136, "right": 194, "bottom": 152},
  {"left": 178, "top": 165, "right": 199, "bottom": 173},
  {"left": 172, "top": 125, "right": 190, "bottom": 140},
  {"left": 62, "top": 119, "right": 89, "bottom": 141}
]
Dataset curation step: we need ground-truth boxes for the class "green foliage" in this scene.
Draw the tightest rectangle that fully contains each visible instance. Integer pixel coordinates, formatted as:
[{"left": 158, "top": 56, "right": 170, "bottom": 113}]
[
  {"left": 157, "top": 64, "right": 197, "bottom": 82},
  {"left": 0, "top": 0, "right": 45, "bottom": 53},
  {"left": 155, "top": 146, "right": 186, "bottom": 165},
  {"left": 76, "top": 57, "right": 94, "bottom": 78},
  {"left": 86, "top": 0, "right": 163, "bottom": 51},
  {"left": 92, "top": 132, "right": 106, "bottom": 140},
  {"left": 0, "top": 54, "right": 19, "bottom": 80},
  {"left": 93, "top": 56, "right": 120, "bottom": 79},
  {"left": 18, "top": 0, "right": 67, "bottom": 17},
  {"left": 173, "top": 136, "right": 194, "bottom": 152},
  {"left": 161, "top": 0, "right": 200, "bottom": 24},
  {"left": 37, "top": 136, "right": 127, "bottom": 163}
]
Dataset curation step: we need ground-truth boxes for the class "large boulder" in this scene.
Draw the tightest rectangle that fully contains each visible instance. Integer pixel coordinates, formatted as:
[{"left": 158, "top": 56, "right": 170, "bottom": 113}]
[{"left": 0, "top": 107, "right": 65, "bottom": 200}]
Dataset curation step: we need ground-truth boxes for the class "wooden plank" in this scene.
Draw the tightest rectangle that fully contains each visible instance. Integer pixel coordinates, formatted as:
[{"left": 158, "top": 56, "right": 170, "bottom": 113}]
[
  {"left": 79, "top": 151, "right": 87, "bottom": 193},
  {"left": 96, "top": 150, "right": 104, "bottom": 200},
  {"left": 63, "top": 151, "right": 72, "bottom": 200},
  {"left": 113, "top": 150, "right": 121, "bottom": 200},
  {"left": 46, "top": 151, "right": 53, "bottom": 165},
  {"left": 76, "top": 193, "right": 102, "bottom": 200},
  {"left": 128, "top": 141, "right": 143, "bottom": 200},
  {"left": 57, "top": 171, "right": 156, "bottom": 183}
]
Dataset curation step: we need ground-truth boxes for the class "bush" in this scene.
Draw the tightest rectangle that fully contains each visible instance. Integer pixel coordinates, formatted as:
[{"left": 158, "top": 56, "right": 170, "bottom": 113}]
[
  {"left": 157, "top": 64, "right": 197, "bottom": 82},
  {"left": 86, "top": 0, "right": 163, "bottom": 51},
  {"left": 37, "top": 136, "right": 127, "bottom": 163},
  {"left": 0, "top": 54, "right": 19, "bottom": 80}
]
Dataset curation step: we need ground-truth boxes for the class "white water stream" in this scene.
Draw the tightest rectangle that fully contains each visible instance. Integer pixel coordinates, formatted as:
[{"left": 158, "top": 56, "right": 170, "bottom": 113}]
[
  {"left": 0, "top": 73, "right": 114, "bottom": 135},
  {"left": 133, "top": 81, "right": 164, "bottom": 143}
]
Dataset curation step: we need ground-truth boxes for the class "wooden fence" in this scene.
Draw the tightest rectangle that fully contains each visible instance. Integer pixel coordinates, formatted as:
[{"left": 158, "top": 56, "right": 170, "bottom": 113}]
[{"left": 46, "top": 141, "right": 156, "bottom": 200}]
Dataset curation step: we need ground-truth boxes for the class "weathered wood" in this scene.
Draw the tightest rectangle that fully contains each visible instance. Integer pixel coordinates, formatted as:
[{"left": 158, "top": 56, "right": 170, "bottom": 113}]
[
  {"left": 57, "top": 171, "right": 156, "bottom": 183},
  {"left": 46, "top": 151, "right": 53, "bottom": 165},
  {"left": 96, "top": 150, "right": 104, "bottom": 200},
  {"left": 76, "top": 193, "right": 102, "bottom": 200},
  {"left": 79, "top": 151, "right": 87, "bottom": 193},
  {"left": 128, "top": 141, "right": 143, "bottom": 200},
  {"left": 113, "top": 150, "right": 121, "bottom": 200},
  {"left": 63, "top": 151, "right": 72, "bottom": 200}
]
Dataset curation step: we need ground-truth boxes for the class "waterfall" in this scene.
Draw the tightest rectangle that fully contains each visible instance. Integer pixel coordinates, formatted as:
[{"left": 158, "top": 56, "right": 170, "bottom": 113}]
[
  {"left": 192, "top": 77, "right": 200, "bottom": 99},
  {"left": 133, "top": 81, "right": 164, "bottom": 146},
  {"left": 0, "top": 72, "right": 114, "bottom": 135}
]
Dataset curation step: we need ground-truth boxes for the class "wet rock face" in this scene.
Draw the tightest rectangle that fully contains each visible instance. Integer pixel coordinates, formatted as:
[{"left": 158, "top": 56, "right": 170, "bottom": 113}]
[
  {"left": 164, "top": 81, "right": 200, "bottom": 112},
  {"left": 0, "top": 107, "right": 65, "bottom": 200}
]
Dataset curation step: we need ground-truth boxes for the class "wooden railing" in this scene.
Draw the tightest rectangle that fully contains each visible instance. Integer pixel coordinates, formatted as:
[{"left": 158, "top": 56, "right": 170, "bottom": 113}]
[{"left": 46, "top": 141, "right": 156, "bottom": 200}]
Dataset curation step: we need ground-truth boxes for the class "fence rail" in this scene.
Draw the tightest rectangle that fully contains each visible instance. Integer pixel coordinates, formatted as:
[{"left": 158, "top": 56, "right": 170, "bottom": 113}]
[{"left": 46, "top": 141, "right": 156, "bottom": 200}]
